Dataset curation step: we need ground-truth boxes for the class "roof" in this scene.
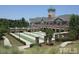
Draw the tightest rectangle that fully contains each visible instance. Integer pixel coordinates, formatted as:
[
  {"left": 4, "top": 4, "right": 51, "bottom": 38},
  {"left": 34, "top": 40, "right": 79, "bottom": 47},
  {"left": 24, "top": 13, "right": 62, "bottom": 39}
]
[
  {"left": 58, "top": 14, "right": 71, "bottom": 21},
  {"left": 29, "top": 14, "right": 71, "bottom": 23}
]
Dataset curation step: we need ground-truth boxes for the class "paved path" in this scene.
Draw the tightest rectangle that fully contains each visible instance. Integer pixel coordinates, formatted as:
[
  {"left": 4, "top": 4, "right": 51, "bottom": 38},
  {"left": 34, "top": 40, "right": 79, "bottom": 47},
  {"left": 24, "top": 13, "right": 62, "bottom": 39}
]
[
  {"left": 60, "top": 41, "right": 72, "bottom": 48},
  {"left": 18, "top": 45, "right": 30, "bottom": 51},
  {"left": 3, "top": 36, "right": 12, "bottom": 47}
]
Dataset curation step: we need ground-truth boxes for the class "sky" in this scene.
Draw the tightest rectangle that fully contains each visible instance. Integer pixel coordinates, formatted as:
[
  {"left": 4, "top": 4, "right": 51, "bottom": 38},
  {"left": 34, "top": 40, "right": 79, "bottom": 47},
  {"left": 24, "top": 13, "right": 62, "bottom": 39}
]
[{"left": 0, "top": 5, "right": 79, "bottom": 20}]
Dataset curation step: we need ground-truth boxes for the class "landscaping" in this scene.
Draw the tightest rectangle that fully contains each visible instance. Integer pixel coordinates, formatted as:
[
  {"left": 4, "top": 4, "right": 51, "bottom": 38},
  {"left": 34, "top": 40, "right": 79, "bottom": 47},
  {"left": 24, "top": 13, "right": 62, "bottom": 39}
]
[{"left": 0, "top": 8, "right": 79, "bottom": 54}]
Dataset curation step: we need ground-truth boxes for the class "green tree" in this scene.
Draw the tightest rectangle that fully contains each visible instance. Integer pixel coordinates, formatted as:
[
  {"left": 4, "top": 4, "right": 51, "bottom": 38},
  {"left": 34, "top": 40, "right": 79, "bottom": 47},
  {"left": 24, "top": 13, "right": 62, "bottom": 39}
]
[
  {"left": 41, "top": 28, "right": 54, "bottom": 45},
  {"left": 0, "top": 18, "right": 29, "bottom": 33},
  {"left": 69, "top": 14, "right": 79, "bottom": 40},
  {"left": 21, "top": 17, "right": 29, "bottom": 27}
]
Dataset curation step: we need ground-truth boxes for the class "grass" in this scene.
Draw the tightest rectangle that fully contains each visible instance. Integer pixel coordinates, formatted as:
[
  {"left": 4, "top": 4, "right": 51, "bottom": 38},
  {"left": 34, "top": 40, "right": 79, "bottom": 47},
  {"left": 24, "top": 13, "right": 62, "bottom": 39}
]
[
  {"left": 0, "top": 39, "right": 61, "bottom": 54},
  {"left": 24, "top": 45, "right": 59, "bottom": 54},
  {"left": 0, "top": 39, "right": 4, "bottom": 46},
  {"left": 1, "top": 38, "right": 79, "bottom": 54},
  {"left": 23, "top": 40, "right": 79, "bottom": 54},
  {"left": 23, "top": 42, "right": 61, "bottom": 54},
  {"left": 0, "top": 46, "right": 23, "bottom": 54}
]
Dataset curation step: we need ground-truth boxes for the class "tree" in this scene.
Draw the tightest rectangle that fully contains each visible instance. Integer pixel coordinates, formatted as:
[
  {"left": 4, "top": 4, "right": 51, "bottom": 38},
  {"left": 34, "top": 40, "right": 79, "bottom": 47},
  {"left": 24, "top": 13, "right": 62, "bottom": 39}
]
[
  {"left": 0, "top": 18, "right": 29, "bottom": 33},
  {"left": 41, "top": 28, "right": 54, "bottom": 45},
  {"left": 21, "top": 17, "right": 29, "bottom": 27},
  {"left": 69, "top": 14, "right": 79, "bottom": 40},
  {"left": 46, "top": 28, "right": 54, "bottom": 45},
  {"left": 44, "top": 36, "right": 47, "bottom": 44},
  {"left": 69, "top": 30, "right": 76, "bottom": 40}
]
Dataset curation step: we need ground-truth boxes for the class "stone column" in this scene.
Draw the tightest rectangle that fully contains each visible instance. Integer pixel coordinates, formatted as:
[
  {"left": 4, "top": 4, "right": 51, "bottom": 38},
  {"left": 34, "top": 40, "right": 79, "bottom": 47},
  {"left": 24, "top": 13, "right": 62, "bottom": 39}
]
[
  {"left": 35, "top": 37, "right": 40, "bottom": 46},
  {"left": 55, "top": 29, "right": 56, "bottom": 33}
]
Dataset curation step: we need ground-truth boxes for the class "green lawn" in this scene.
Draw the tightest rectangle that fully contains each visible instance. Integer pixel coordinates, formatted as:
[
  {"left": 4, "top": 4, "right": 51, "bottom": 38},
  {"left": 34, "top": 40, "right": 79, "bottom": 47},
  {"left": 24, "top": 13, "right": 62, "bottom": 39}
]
[
  {"left": 23, "top": 45, "right": 59, "bottom": 54},
  {"left": 0, "top": 40, "right": 4, "bottom": 46},
  {"left": 23, "top": 41, "right": 61, "bottom": 54},
  {"left": 0, "top": 46, "right": 23, "bottom": 54}
]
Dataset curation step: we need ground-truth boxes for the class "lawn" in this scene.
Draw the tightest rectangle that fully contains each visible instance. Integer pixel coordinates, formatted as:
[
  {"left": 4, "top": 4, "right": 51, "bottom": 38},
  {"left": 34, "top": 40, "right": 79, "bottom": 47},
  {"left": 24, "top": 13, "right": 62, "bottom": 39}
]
[
  {"left": 21, "top": 40, "right": 79, "bottom": 54},
  {"left": 23, "top": 41, "right": 61, "bottom": 54},
  {"left": 0, "top": 46, "right": 23, "bottom": 54},
  {"left": 23, "top": 45, "right": 59, "bottom": 54},
  {"left": 0, "top": 39, "right": 4, "bottom": 46}
]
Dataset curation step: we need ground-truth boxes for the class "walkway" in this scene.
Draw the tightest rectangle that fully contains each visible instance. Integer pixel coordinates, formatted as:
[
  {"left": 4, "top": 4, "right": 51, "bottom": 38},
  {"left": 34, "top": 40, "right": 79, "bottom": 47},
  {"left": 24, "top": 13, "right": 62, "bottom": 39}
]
[
  {"left": 60, "top": 41, "right": 72, "bottom": 48},
  {"left": 3, "top": 36, "right": 12, "bottom": 47},
  {"left": 18, "top": 45, "right": 30, "bottom": 51}
]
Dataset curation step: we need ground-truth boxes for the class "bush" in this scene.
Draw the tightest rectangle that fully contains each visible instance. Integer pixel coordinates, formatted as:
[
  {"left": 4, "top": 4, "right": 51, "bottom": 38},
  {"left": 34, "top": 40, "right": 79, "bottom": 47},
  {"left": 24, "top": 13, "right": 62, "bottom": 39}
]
[{"left": 55, "top": 37, "right": 74, "bottom": 42}]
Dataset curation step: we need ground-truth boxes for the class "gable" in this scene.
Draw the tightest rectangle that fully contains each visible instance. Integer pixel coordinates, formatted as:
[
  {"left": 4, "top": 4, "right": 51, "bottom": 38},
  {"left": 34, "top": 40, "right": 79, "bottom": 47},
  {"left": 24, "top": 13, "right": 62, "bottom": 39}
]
[{"left": 54, "top": 18, "right": 64, "bottom": 23}]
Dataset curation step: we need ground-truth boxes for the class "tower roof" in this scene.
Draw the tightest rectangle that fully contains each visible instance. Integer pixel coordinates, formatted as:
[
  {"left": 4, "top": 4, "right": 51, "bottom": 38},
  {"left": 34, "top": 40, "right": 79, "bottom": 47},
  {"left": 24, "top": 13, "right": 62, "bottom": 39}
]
[{"left": 48, "top": 8, "right": 56, "bottom": 12}]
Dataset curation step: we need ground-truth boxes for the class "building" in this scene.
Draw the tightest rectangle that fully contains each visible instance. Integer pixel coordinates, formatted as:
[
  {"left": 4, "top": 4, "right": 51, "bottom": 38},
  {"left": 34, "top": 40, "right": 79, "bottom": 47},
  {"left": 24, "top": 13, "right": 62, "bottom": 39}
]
[{"left": 29, "top": 8, "right": 71, "bottom": 32}]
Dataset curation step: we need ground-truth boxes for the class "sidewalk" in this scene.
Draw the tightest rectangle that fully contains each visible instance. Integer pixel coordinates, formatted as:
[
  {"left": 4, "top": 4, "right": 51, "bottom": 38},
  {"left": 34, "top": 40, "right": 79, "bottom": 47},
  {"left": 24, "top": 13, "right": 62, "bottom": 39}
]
[
  {"left": 60, "top": 41, "right": 72, "bottom": 48},
  {"left": 3, "top": 36, "right": 12, "bottom": 47}
]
